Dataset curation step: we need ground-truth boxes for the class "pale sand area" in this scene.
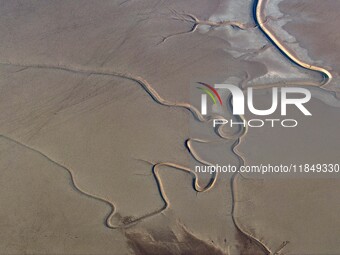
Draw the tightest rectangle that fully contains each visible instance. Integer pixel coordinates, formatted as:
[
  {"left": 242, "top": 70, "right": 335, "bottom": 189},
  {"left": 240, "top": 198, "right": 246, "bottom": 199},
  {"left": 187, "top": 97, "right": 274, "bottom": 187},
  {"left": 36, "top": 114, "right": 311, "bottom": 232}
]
[
  {"left": 234, "top": 1, "right": 340, "bottom": 253},
  {"left": 279, "top": 0, "right": 340, "bottom": 91},
  {"left": 0, "top": 0, "right": 339, "bottom": 254}
]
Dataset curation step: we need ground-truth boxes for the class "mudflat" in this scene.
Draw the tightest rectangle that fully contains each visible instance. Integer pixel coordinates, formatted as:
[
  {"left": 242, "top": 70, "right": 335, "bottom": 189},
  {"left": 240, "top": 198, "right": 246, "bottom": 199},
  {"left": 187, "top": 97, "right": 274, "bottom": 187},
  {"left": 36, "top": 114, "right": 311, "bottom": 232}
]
[{"left": 0, "top": 0, "right": 339, "bottom": 254}]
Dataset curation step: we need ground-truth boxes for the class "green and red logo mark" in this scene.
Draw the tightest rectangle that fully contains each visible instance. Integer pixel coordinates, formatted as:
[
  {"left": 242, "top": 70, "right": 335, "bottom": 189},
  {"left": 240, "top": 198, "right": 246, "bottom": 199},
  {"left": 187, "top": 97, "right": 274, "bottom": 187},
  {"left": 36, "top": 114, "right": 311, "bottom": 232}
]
[{"left": 197, "top": 82, "right": 223, "bottom": 105}]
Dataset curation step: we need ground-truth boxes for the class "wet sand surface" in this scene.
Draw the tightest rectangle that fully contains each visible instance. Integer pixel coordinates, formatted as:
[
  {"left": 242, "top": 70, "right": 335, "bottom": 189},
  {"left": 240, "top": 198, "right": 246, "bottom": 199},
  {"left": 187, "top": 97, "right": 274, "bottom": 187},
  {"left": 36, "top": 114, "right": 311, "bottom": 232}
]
[
  {"left": 0, "top": 0, "right": 339, "bottom": 254},
  {"left": 279, "top": 0, "right": 340, "bottom": 90}
]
